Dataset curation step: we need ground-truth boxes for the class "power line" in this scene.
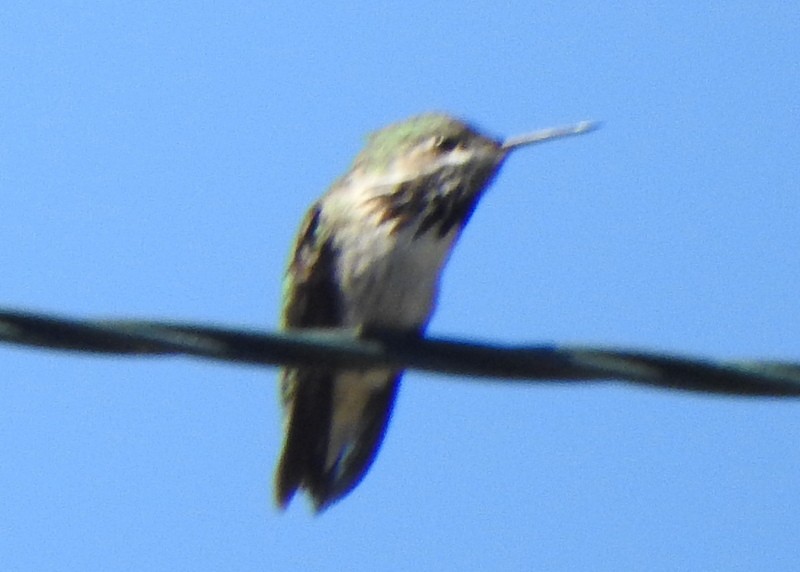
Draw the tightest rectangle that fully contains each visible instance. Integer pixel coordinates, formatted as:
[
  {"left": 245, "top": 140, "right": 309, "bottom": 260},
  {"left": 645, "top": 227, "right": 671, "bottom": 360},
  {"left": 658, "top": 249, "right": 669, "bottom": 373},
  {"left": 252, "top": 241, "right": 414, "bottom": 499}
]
[{"left": 2, "top": 307, "right": 798, "bottom": 397}]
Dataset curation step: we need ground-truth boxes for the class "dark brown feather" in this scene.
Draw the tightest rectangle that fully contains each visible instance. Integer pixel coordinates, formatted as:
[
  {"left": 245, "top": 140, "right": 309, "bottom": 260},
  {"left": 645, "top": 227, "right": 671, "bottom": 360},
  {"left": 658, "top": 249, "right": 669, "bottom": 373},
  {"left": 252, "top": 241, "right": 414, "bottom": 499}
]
[
  {"left": 275, "top": 204, "right": 343, "bottom": 509},
  {"left": 275, "top": 204, "right": 400, "bottom": 511}
]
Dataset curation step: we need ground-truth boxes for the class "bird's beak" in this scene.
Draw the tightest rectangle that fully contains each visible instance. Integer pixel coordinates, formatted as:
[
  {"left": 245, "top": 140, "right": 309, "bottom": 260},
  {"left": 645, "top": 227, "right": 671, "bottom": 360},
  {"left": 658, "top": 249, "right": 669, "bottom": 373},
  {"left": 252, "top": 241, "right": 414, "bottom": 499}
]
[{"left": 501, "top": 120, "right": 600, "bottom": 152}]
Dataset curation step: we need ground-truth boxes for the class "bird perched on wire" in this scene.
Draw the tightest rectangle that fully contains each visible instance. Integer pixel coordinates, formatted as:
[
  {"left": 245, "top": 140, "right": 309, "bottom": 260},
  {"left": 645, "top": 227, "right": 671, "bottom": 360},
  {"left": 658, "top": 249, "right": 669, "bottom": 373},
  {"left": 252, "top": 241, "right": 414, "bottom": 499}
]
[{"left": 274, "top": 112, "right": 597, "bottom": 512}]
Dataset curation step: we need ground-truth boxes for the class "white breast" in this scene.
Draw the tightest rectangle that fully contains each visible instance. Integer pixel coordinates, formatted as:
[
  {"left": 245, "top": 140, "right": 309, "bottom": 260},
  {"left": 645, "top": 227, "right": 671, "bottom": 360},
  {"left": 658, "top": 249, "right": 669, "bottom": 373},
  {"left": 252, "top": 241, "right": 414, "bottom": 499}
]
[{"left": 332, "top": 215, "right": 459, "bottom": 330}]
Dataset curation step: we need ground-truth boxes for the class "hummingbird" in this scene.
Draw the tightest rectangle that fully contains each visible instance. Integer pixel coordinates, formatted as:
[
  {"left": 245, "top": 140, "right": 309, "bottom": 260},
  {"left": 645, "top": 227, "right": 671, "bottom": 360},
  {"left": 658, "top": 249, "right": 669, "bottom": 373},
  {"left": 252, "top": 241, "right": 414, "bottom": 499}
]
[{"left": 275, "top": 113, "right": 597, "bottom": 512}]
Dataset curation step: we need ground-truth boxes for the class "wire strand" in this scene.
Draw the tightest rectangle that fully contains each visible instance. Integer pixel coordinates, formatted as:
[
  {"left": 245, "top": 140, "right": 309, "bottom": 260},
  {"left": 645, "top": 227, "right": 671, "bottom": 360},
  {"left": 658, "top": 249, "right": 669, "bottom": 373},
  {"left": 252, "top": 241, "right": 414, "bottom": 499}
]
[{"left": 1, "top": 307, "right": 798, "bottom": 397}]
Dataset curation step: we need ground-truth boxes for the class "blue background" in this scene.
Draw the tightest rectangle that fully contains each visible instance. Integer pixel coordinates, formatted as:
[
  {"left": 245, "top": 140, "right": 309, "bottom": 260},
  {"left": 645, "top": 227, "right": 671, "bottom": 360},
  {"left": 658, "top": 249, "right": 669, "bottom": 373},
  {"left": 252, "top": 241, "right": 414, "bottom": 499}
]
[{"left": 1, "top": 3, "right": 799, "bottom": 570}]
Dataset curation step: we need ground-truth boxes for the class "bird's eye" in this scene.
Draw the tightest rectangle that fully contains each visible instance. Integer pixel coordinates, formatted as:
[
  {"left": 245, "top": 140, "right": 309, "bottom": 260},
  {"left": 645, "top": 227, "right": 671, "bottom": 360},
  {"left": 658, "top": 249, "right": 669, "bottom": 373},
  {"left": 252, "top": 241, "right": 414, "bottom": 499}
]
[{"left": 433, "top": 135, "right": 459, "bottom": 152}]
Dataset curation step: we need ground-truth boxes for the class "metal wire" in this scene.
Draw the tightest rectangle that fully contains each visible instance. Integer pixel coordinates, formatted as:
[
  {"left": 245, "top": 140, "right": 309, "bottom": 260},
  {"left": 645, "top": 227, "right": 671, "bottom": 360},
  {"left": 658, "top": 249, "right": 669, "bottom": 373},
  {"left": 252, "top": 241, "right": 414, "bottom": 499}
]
[{"left": 1, "top": 307, "right": 799, "bottom": 397}]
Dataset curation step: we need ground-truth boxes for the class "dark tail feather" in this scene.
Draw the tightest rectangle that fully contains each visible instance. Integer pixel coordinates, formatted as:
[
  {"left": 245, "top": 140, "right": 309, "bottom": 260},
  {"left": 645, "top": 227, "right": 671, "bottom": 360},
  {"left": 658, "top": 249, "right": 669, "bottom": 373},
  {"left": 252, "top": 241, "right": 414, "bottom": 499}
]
[
  {"left": 274, "top": 369, "right": 332, "bottom": 510},
  {"left": 308, "top": 374, "right": 400, "bottom": 512},
  {"left": 274, "top": 370, "right": 401, "bottom": 512}
]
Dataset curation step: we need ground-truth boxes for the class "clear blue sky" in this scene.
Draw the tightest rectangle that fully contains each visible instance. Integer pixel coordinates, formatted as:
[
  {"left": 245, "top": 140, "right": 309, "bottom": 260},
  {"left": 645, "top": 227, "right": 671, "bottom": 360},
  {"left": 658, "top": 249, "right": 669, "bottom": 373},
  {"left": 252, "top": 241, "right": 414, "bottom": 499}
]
[{"left": 2, "top": 3, "right": 799, "bottom": 570}]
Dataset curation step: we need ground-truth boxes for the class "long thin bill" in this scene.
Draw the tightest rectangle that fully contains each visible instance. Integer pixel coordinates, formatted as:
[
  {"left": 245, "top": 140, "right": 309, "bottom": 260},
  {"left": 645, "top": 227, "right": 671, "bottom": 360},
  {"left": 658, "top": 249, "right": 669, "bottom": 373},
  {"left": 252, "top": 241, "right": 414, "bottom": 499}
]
[{"left": 502, "top": 120, "right": 600, "bottom": 151}]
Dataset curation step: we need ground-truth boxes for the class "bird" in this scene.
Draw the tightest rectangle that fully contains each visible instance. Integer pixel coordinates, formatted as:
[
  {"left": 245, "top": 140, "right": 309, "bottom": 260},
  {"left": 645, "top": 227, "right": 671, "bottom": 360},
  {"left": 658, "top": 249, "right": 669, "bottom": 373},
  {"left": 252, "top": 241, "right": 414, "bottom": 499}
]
[{"left": 274, "top": 112, "right": 597, "bottom": 512}]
